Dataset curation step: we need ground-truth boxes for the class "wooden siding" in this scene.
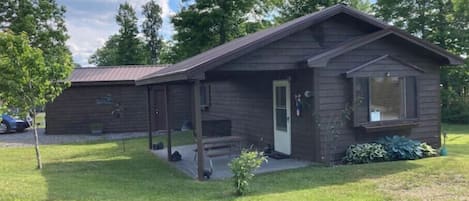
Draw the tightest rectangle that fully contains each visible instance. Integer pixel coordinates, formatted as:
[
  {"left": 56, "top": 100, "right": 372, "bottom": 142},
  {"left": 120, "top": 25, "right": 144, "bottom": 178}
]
[
  {"left": 316, "top": 35, "right": 443, "bottom": 162},
  {"left": 203, "top": 70, "right": 316, "bottom": 160},
  {"left": 46, "top": 84, "right": 191, "bottom": 134},
  {"left": 167, "top": 84, "right": 193, "bottom": 130},
  {"left": 216, "top": 14, "right": 376, "bottom": 72},
  {"left": 348, "top": 57, "right": 424, "bottom": 77},
  {"left": 46, "top": 85, "right": 149, "bottom": 134},
  {"left": 202, "top": 16, "right": 378, "bottom": 161}
]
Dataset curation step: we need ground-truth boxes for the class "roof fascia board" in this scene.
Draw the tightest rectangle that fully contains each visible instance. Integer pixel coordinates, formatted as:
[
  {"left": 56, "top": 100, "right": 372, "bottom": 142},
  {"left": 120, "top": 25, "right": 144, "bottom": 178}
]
[{"left": 136, "top": 72, "right": 189, "bottom": 86}]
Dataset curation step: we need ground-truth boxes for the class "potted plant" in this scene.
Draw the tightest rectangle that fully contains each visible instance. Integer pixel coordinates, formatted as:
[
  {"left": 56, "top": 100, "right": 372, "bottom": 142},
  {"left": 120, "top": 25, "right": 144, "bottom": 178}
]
[
  {"left": 440, "top": 131, "right": 448, "bottom": 156},
  {"left": 89, "top": 123, "right": 103, "bottom": 135}
]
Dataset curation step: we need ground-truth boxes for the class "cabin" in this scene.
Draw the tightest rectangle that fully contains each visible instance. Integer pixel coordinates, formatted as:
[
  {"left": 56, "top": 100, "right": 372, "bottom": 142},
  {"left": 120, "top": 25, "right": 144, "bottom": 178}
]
[
  {"left": 136, "top": 4, "right": 463, "bottom": 180},
  {"left": 46, "top": 65, "right": 192, "bottom": 135}
]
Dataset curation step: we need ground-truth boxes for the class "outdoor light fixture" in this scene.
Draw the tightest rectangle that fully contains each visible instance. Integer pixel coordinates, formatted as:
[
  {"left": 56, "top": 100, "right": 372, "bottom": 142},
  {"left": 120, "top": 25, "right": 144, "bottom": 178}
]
[
  {"left": 385, "top": 72, "right": 391, "bottom": 77},
  {"left": 304, "top": 90, "right": 313, "bottom": 98}
]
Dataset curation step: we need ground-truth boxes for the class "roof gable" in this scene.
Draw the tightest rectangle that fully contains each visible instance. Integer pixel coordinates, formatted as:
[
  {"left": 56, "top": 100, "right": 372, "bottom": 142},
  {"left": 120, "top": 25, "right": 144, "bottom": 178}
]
[
  {"left": 136, "top": 4, "right": 463, "bottom": 85},
  {"left": 137, "top": 4, "right": 386, "bottom": 85},
  {"left": 307, "top": 28, "right": 464, "bottom": 68},
  {"left": 346, "top": 55, "right": 425, "bottom": 78}
]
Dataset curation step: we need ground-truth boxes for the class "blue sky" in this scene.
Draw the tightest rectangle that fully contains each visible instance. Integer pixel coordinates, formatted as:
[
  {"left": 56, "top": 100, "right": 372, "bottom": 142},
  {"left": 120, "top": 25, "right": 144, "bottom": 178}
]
[{"left": 57, "top": 0, "right": 181, "bottom": 66}]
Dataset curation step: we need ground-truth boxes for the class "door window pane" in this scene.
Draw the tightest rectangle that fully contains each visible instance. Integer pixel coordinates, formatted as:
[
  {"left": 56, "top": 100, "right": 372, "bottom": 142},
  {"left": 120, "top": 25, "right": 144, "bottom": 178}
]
[
  {"left": 275, "top": 86, "right": 287, "bottom": 131},
  {"left": 276, "top": 87, "right": 286, "bottom": 108},
  {"left": 370, "top": 77, "right": 402, "bottom": 121},
  {"left": 276, "top": 108, "right": 287, "bottom": 131}
]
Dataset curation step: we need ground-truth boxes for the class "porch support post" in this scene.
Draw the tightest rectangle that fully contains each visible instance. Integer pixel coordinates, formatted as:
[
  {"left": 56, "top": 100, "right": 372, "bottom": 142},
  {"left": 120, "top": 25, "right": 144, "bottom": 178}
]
[
  {"left": 146, "top": 86, "right": 153, "bottom": 150},
  {"left": 193, "top": 80, "right": 204, "bottom": 180},
  {"left": 165, "top": 84, "right": 172, "bottom": 160}
]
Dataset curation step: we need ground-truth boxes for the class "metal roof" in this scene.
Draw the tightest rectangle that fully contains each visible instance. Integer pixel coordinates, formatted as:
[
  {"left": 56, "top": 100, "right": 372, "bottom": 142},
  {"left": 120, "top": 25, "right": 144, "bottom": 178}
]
[{"left": 70, "top": 65, "right": 168, "bottom": 85}]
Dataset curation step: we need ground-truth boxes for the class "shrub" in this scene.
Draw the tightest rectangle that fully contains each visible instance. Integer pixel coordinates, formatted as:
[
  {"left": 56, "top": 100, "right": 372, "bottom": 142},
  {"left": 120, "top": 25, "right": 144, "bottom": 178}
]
[
  {"left": 229, "top": 150, "right": 267, "bottom": 196},
  {"left": 420, "top": 143, "right": 438, "bottom": 157},
  {"left": 343, "top": 143, "right": 388, "bottom": 164},
  {"left": 377, "top": 136, "right": 423, "bottom": 160}
]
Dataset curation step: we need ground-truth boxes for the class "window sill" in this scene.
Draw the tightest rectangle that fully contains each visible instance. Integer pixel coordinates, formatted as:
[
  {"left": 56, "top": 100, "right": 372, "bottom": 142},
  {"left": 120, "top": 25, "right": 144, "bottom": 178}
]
[{"left": 360, "top": 119, "right": 418, "bottom": 133}]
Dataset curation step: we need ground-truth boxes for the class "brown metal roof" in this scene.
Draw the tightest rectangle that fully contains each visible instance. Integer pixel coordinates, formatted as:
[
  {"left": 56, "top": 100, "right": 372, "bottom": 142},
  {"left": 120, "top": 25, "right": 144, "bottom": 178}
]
[
  {"left": 70, "top": 65, "right": 168, "bottom": 84},
  {"left": 136, "top": 4, "right": 463, "bottom": 85}
]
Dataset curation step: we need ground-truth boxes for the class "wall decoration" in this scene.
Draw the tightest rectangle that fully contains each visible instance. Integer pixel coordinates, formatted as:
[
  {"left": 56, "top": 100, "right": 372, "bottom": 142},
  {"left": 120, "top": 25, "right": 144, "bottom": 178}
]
[
  {"left": 295, "top": 93, "right": 302, "bottom": 117},
  {"left": 96, "top": 94, "right": 113, "bottom": 105}
]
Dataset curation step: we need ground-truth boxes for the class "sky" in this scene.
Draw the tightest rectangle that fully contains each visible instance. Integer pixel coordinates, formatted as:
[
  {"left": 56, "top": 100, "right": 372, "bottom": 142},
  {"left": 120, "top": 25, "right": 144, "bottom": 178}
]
[{"left": 57, "top": 0, "right": 182, "bottom": 66}]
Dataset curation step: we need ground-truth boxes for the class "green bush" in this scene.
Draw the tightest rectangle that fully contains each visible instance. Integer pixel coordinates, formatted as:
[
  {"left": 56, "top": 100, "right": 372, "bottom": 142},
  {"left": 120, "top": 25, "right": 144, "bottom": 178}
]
[
  {"left": 377, "top": 136, "right": 423, "bottom": 160},
  {"left": 420, "top": 143, "right": 438, "bottom": 157},
  {"left": 229, "top": 150, "right": 267, "bottom": 196},
  {"left": 343, "top": 143, "right": 388, "bottom": 164}
]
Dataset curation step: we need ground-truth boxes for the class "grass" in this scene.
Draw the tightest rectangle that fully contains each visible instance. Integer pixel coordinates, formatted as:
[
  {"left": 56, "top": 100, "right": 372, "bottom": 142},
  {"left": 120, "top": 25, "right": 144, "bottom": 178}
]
[{"left": 0, "top": 125, "right": 468, "bottom": 201}]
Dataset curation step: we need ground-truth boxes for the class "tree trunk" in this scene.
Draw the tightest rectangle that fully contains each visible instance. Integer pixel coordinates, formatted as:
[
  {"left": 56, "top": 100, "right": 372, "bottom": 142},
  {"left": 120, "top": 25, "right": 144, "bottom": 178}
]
[{"left": 32, "top": 109, "right": 42, "bottom": 169}]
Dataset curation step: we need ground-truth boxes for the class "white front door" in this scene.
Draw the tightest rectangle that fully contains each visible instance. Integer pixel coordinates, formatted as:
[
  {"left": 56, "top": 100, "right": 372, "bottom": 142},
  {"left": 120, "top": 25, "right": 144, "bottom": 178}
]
[{"left": 273, "top": 80, "right": 291, "bottom": 155}]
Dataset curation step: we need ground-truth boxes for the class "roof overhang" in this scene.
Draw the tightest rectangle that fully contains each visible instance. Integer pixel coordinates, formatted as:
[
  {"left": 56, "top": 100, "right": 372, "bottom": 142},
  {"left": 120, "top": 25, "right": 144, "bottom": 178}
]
[
  {"left": 71, "top": 80, "right": 136, "bottom": 87},
  {"left": 307, "top": 28, "right": 464, "bottom": 68}
]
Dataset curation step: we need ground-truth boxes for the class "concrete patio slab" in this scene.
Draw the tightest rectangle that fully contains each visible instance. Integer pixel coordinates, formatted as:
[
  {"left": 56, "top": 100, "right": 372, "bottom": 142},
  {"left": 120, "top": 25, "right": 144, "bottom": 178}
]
[{"left": 152, "top": 144, "right": 312, "bottom": 180}]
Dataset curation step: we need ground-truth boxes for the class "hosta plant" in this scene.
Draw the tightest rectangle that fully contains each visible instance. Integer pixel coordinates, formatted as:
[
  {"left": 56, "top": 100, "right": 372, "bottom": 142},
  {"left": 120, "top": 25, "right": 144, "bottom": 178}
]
[
  {"left": 343, "top": 143, "right": 388, "bottom": 164},
  {"left": 420, "top": 143, "right": 438, "bottom": 157},
  {"left": 377, "top": 135, "right": 423, "bottom": 160}
]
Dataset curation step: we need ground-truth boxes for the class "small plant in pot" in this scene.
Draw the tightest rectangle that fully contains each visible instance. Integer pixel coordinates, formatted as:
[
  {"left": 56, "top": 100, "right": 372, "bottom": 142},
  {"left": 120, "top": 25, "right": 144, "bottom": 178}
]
[
  {"left": 89, "top": 123, "right": 104, "bottom": 135},
  {"left": 440, "top": 132, "right": 448, "bottom": 156}
]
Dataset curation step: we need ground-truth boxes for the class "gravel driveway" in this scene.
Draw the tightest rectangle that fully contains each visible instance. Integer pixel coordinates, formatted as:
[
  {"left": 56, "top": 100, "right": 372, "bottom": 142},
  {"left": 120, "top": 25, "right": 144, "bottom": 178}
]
[{"left": 0, "top": 128, "right": 149, "bottom": 147}]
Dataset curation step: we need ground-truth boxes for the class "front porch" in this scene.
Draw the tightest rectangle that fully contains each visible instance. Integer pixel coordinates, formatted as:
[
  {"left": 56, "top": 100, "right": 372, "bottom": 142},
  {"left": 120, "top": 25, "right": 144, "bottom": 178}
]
[{"left": 152, "top": 144, "right": 312, "bottom": 180}]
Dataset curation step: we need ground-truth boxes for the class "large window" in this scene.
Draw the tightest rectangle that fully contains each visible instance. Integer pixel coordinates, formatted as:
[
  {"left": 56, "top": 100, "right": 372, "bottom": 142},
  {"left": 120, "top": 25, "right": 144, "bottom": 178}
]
[
  {"left": 353, "top": 76, "right": 417, "bottom": 125},
  {"left": 370, "top": 77, "right": 402, "bottom": 121}
]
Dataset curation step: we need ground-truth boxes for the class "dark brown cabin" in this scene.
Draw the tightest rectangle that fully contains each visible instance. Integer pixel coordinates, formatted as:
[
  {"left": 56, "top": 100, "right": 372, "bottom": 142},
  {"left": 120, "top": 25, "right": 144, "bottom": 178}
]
[
  {"left": 136, "top": 4, "right": 463, "bottom": 180},
  {"left": 46, "top": 65, "right": 192, "bottom": 134}
]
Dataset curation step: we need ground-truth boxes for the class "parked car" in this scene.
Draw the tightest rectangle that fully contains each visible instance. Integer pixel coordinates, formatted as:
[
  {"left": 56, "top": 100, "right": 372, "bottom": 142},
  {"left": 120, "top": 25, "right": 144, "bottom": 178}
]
[{"left": 0, "top": 114, "right": 32, "bottom": 134}]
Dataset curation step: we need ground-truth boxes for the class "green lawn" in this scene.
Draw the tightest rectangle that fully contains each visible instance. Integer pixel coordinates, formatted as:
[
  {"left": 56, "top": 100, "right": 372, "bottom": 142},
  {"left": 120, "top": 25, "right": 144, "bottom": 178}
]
[{"left": 0, "top": 125, "right": 468, "bottom": 201}]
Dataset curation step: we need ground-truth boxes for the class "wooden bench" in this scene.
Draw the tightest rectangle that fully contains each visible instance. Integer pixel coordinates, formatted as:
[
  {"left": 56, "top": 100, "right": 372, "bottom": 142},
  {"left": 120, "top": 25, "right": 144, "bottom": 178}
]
[{"left": 193, "top": 136, "right": 245, "bottom": 170}]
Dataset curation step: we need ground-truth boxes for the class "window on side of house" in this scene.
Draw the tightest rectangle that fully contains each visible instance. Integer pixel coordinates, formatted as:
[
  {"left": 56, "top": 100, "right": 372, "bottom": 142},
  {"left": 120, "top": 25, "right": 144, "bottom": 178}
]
[
  {"left": 200, "top": 84, "right": 210, "bottom": 107},
  {"left": 353, "top": 76, "right": 417, "bottom": 126}
]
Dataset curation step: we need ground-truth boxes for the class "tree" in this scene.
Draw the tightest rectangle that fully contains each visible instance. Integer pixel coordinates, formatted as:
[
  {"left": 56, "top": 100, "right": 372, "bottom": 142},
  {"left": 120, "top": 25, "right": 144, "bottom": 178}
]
[
  {"left": 0, "top": 32, "right": 73, "bottom": 169},
  {"left": 142, "top": 0, "right": 163, "bottom": 64},
  {"left": 115, "top": 2, "right": 146, "bottom": 65},
  {"left": 0, "top": 0, "right": 73, "bottom": 100},
  {"left": 89, "top": 34, "right": 120, "bottom": 66},
  {"left": 89, "top": 3, "right": 149, "bottom": 66},
  {"left": 170, "top": 0, "right": 276, "bottom": 62},
  {"left": 275, "top": 0, "right": 371, "bottom": 23}
]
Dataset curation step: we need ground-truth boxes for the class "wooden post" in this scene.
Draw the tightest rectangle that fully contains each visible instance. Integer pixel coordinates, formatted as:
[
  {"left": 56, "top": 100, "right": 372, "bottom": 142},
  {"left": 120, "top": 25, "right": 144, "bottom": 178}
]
[
  {"left": 147, "top": 86, "right": 153, "bottom": 150},
  {"left": 165, "top": 85, "right": 172, "bottom": 160},
  {"left": 193, "top": 80, "right": 204, "bottom": 180}
]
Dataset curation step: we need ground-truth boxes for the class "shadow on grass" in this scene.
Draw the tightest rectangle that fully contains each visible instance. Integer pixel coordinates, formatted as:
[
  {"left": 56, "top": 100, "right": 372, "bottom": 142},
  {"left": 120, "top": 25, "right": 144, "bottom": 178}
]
[{"left": 40, "top": 137, "right": 422, "bottom": 201}]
